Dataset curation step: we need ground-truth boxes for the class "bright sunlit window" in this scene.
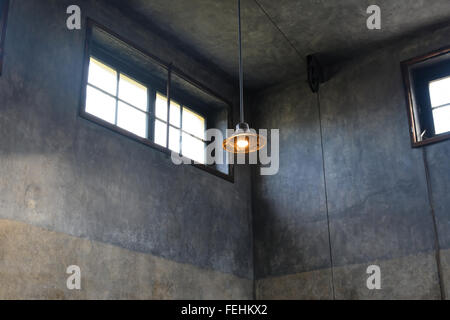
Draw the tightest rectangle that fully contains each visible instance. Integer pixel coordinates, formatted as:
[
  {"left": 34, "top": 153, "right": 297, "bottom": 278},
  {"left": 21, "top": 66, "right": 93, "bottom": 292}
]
[
  {"left": 154, "top": 93, "right": 206, "bottom": 164},
  {"left": 429, "top": 76, "right": 450, "bottom": 135},
  {"left": 85, "top": 57, "right": 206, "bottom": 164},
  {"left": 86, "top": 57, "right": 148, "bottom": 138}
]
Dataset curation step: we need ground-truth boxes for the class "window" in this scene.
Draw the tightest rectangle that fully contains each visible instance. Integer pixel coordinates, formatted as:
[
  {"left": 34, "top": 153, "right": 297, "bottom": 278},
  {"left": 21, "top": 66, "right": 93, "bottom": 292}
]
[
  {"left": 86, "top": 57, "right": 148, "bottom": 137},
  {"left": 85, "top": 57, "right": 206, "bottom": 164},
  {"left": 81, "top": 20, "right": 233, "bottom": 181},
  {"left": 429, "top": 76, "right": 450, "bottom": 135},
  {"left": 402, "top": 46, "right": 450, "bottom": 147},
  {"left": 154, "top": 93, "right": 206, "bottom": 164},
  {"left": 0, "top": 0, "right": 9, "bottom": 75}
]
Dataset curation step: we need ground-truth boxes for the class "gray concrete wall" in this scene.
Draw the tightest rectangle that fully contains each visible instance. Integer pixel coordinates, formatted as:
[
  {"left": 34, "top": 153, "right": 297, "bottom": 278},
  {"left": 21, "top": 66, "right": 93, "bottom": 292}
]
[
  {"left": 253, "top": 24, "right": 450, "bottom": 300},
  {"left": 2, "top": 0, "right": 449, "bottom": 301},
  {"left": 0, "top": 218, "right": 252, "bottom": 299},
  {"left": 0, "top": 0, "right": 253, "bottom": 298}
]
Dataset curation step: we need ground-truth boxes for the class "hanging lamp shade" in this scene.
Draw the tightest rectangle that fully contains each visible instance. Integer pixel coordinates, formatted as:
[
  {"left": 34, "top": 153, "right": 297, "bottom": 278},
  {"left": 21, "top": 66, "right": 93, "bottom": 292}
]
[
  {"left": 223, "top": 123, "right": 266, "bottom": 154},
  {"left": 223, "top": 0, "right": 265, "bottom": 154}
]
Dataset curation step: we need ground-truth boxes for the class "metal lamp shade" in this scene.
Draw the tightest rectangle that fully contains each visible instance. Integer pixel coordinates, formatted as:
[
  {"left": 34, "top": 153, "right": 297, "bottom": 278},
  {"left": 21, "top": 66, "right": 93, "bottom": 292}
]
[{"left": 223, "top": 123, "right": 266, "bottom": 154}]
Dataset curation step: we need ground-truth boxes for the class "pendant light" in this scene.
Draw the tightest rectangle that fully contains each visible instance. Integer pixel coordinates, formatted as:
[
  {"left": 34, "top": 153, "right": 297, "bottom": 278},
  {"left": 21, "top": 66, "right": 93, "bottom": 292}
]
[{"left": 223, "top": 0, "right": 266, "bottom": 154}]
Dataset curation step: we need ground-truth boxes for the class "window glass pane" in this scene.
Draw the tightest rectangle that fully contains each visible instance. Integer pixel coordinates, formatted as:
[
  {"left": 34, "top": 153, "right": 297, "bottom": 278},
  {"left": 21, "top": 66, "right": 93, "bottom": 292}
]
[
  {"left": 119, "top": 74, "right": 148, "bottom": 111},
  {"left": 154, "top": 120, "right": 167, "bottom": 147},
  {"left": 183, "top": 107, "right": 205, "bottom": 139},
  {"left": 85, "top": 86, "right": 116, "bottom": 124},
  {"left": 117, "top": 102, "right": 147, "bottom": 138},
  {"left": 432, "top": 105, "right": 450, "bottom": 135},
  {"left": 182, "top": 133, "right": 205, "bottom": 164},
  {"left": 88, "top": 58, "right": 117, "bottom": 95},
  {"left": 170, "top": 102, "right": 181, "bottom": 127},
  {"left": 429, "top": 76, "right": 450, "bottom": 107},
  {"left": 169, "top": 127, "right": 180, "bottom": 153},
  {"left": 155, "top": 93, "right": 168, "bottom": 121}
]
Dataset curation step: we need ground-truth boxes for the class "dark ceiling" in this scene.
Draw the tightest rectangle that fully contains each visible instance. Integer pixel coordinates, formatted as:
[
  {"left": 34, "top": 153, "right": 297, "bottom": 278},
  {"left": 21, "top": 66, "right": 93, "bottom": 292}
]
[{"left": 106, "top": 0, "right": 450, "bottom": 91}]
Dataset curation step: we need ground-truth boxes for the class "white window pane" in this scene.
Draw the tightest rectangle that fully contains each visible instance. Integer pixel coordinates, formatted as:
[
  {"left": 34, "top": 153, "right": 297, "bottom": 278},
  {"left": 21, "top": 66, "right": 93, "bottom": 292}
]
[
  {"left": 182, "top": 133, "right": 205, "bottom": 164},
  {"left": 169, "top": 127, "right": 180, "bottom": 153},
  {"left": 433, "top": 105, "right": 450, "bottom": 135},
  {"left": 155, "top": 93, "right": 168, "bottom": 121},
  {"left": 154, "top": 120, "right": 167, "bottom": 147},
  {"left": 85, "top": 86, "right": 116, "bottom": 124},
  {"left": 119, "top": 74, "right": 148, "bottom": 111},
  {"left": 117, "top": 102, "right": 147, "bottom": 138},
  {"left": 429, "top": 76, "right": 450, "bottom": 107},
  {"left": 183, "top": 107, "right": 205, "bottom": 139},
  {"left": 88, "top": 58, "right": 117, "bottom": 95},
  {"left": 170, "top": 102, "right": 181, "bottom": 127}
]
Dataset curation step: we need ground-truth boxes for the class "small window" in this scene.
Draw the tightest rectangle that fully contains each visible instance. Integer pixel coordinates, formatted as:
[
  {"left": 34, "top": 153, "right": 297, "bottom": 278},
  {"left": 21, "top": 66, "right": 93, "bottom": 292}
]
[
  {"left": 429, "top": 76, "right": 450, "bottom": 135},
  {"left": 85, "top": 57, "right": 207, "bottom": 163},
  {"left": 0, "top": 0, "right": 9, "bottom": 75},
  {"left": 402, "top": 47, "right": 450, "bottom": 147}
]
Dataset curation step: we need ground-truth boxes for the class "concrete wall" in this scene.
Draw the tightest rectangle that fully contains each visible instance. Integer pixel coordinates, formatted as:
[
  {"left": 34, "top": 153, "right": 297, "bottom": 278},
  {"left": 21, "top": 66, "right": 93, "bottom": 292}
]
[
  {"left": 0, "top": 219, "right": 252, "bottom": 300},
  {"left": 0, "top": 0, "right": 253, "bottom": 299},
  {"left": 2, "top": 0, "right": 449, "bottom": 301},
  {"left": 253, "top": 24, "right": 450, "bottom": 299}
]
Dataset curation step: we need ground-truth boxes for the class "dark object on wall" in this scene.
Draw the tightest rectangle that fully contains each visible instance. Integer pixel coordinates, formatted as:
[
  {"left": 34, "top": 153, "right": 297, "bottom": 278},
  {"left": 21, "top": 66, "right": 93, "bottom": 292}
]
[
  {"left": 0, "top": 0, "right": 9, "bottom": 75},
  {"left": 307, "top": 54, "right": 324, "bottom": 93},
  {"left": 401, "top": 46, "right": 450, "bottom": 147}
]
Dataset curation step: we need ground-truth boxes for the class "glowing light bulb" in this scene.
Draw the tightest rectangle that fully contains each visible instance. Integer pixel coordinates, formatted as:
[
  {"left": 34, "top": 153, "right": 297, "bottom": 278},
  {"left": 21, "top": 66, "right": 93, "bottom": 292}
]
[{"left": 237, "top": 137, "right": 249, "bottom": 149}]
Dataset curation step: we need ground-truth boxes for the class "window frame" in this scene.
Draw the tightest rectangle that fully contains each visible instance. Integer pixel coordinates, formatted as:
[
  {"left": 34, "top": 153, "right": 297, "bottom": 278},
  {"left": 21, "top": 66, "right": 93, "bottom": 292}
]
[
  {"left": 79, "top": 19, "right": 234, "bottom": 182},
  {"left": 0, "top": 0, "right": 9, "bottom": 76},
  {"left": 401, "top": 46, "right": 450, "bottom": 148}
]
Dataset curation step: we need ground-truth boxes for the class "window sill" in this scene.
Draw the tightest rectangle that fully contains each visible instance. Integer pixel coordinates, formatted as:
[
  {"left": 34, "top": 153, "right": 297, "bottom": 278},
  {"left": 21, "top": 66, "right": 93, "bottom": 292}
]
[{"left": 411, "top": 131, "right": 450, "bottom": 148}]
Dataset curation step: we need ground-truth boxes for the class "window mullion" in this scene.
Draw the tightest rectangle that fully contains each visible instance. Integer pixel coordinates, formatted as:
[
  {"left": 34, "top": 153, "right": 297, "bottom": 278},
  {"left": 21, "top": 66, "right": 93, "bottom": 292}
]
[
  {"left": 166, "top": 67, "right": 172, "bottom": 148},
  {"left": 180, "top": 106, "right": 183, "bottom": 155},
  {"left": 147, "top": 89, "right": 155, "bottom": 140},
  {"left": 114, "top": 71, "right": 120, "bottom": 126},
  {"left": 181, "top": 129, "right": 206, "bottom": 143},
  {"left": 87, "top": 83, "right": 117, "bottom": 100},
  {"left": 432, "top": 102, "right": 450, "bottom": 110}
]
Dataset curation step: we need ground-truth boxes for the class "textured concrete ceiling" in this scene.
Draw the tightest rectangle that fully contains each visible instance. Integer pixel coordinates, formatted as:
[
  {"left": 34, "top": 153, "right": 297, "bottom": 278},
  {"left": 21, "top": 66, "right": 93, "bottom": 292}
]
[{"left": 107, "top": 0, "right": 450, "bottom": 90}]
